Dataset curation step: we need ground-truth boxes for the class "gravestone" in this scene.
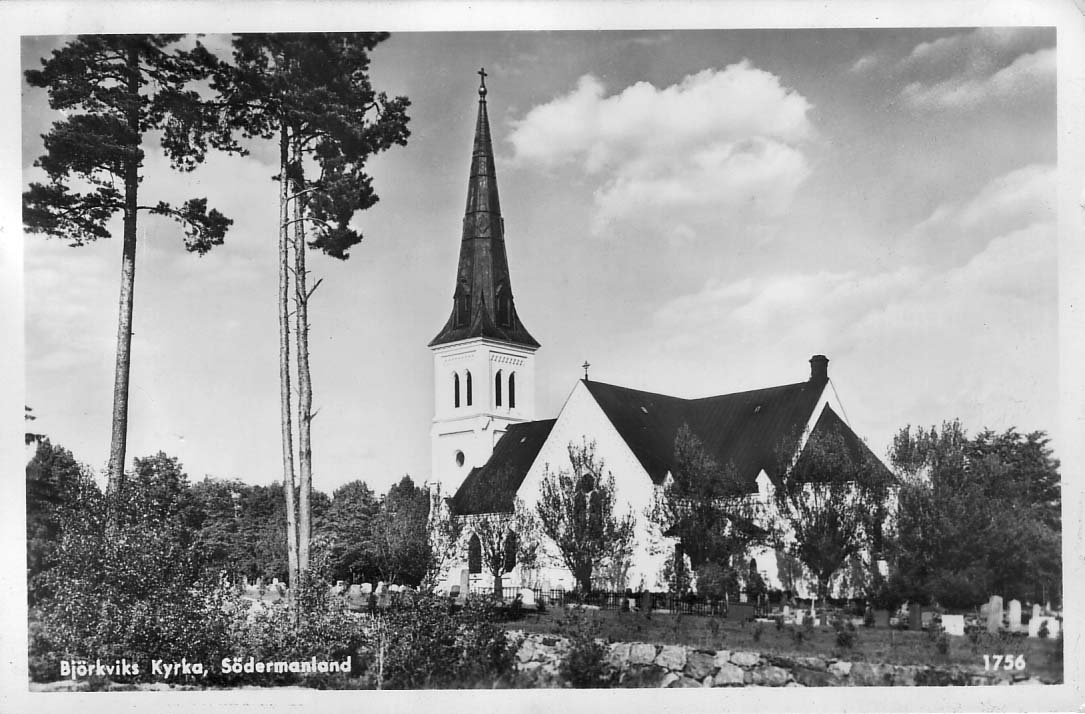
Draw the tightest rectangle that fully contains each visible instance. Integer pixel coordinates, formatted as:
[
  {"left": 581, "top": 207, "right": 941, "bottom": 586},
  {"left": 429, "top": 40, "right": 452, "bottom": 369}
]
[
  {"left": 360, "top": 582, "right": 373, "bottom": 594},
  {"left": 1032, "top": 603, "right": 1041, "bottom": 622},
  {"left": 1028, "top": 616, "right": 1060, "bottom": 639},
  {"left": 639, "top": 591, "right": 652, "bottom": 613},
  {"left": 921, "top": 611, "right": 933, "bottom": 629},
  {"left": 909, "top": 605, "right": 922, "bottom": 630},
  {"left": 873, "top": 610, "right": 890, "bottom": 628},
  {"left": 941, "top": 614, "right": 965, "bottom": 636},
  {"left": 1008, "top": 599, "right": 1022, "bottom": 632},
  {"left": 460, "top": 569, "right": 470, "bottom": 596},
  {"left": 986, "top": 595, "right": 1003, "bottom": 634},
  {"left": 782, "top": 605, "right": 791, "bottom": 619}
]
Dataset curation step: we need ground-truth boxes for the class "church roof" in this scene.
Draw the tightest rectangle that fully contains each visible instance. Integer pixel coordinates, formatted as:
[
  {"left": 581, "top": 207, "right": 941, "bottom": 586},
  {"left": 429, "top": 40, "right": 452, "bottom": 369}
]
[
  {"left": 582, "top": 376, "right": 826, "bottom": 488},
  {"left": 451, "top": 419, "right": 556, "bottom": 515},
  {"left": 450, "top": 357, "right": 887, "bottom": 515},
  {"left": 430, "top": 71, "right": 539, "bottom": 349}
]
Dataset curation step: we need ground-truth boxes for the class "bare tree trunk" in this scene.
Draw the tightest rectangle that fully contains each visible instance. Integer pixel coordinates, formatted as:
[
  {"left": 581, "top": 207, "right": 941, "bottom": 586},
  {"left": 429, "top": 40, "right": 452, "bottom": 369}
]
[
  {"left": 106, "top": 42, "right": 142, "bottom": 523},
  {"left": 278, "top": 122, "right": 300, "bottom": 592},
  {"left": 291, "top": 138, "right": 313, "bottom": 576}
]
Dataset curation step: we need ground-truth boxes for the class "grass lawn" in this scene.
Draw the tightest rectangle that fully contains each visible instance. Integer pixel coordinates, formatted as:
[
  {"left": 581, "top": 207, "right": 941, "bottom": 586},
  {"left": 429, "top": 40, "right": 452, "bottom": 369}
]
[{"left": 511, "top": 607, "right": 1063, "bottom": 683}]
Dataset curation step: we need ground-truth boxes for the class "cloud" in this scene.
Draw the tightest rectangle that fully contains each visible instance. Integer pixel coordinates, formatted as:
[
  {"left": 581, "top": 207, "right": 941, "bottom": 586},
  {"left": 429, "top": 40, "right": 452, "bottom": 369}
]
[
  {"left": 507, "top": 63, "right": 814, "bottom": 239},
  {"left": 901, "top": 47, "right": 1054, "bottom": 112},
  {"left": 907, "top": 163, "right": 1054, "bottom": 265},
  {"left": 849, "top": 54, "right": 878, "bottom": 74},
  {"left": 903, "top": 27, "right": 1050, "bottom": 75},
  {"left": 624, "top": 163, "right": 1056, "bottom": 455}
]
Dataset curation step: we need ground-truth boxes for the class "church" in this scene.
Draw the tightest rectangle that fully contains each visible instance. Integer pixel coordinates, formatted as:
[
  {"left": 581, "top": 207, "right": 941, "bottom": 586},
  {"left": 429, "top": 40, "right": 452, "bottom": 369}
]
[{"left": 429, "top": 73, "right": 887, "bottom": 596}]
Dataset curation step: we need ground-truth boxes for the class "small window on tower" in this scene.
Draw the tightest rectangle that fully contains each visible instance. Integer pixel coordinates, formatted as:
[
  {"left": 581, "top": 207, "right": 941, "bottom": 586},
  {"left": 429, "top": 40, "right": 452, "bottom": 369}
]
[
  {"left": 453, "top": 373, "right": 461, "bottom": 408},
  {"left": 495, "top": 370, "right": 503, "bottom": 407},
  {"left": 455, "top": 288, "right": 470, "bottom": 328},
  {"left": 509, "top": 372, "right": 516, "bottom": 409},
  {"left": 495, "top": 284, "right": 511, "bottom": 327},
  {"left": 466, "top": 370, "right": 473, "bottom": 406}
]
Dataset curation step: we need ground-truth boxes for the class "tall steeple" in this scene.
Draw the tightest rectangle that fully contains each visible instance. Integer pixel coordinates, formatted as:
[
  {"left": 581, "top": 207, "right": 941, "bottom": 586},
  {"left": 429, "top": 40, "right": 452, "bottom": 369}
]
[
  {"left": 430, "top": 69, "right": 539, "bottom": 349},
  {"left": 429, "top": 70, "right": 540, "bottom": 494}
]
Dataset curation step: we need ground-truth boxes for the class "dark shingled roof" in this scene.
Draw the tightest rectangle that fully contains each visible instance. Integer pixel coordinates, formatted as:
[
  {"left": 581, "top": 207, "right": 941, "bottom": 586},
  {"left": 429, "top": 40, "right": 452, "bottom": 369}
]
[
  {"left": 583, "top": 377, "right": 828, "bottom": 489},
  {"left": 452, "top": 419, "right": 556, "bottom": 515},
  {"left": 451, "top": 371, "right": 863, "bottom": 514}
]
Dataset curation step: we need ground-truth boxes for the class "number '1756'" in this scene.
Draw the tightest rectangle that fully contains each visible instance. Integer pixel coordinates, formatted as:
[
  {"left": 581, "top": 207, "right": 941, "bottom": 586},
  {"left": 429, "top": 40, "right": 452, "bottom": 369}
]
[{"left": 983, "top": 654, "right": 1025, "bottom": 671}]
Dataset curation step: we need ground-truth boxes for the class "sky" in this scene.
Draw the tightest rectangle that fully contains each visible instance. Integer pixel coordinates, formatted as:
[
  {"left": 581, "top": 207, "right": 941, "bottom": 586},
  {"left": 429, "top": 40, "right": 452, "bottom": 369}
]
[{"left": 21, "top": 27, "right": 1060, "bottom": 497}]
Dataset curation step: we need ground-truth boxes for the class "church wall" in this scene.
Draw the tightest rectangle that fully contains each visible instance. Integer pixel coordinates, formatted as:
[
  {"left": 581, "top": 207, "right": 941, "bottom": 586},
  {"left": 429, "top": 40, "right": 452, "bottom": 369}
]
[{"left": 516, "top": 380, "right": 676, "bottom": 592}]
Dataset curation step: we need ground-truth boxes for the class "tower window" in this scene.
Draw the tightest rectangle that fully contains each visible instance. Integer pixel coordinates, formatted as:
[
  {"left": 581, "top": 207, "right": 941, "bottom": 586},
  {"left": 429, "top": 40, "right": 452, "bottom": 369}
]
[
  {"left": 509, "top": 372, "right": 516, "bottom": 409},
  {"left": 495, "top": 370, "right": 503, "bottom": 407},
  {"left": 455, "top": 287, "right": 470, "bottom": 328},
  {"left": 495, "top": 284, "right": 511, "bottom": 327},
  {"left": 468, "top": 534, "right": 481, "bottom": 574},
  {"left": 466, "top": 370, "right": 473, "bottom": 406},
  {"left": 455, "top": 450, "right": 465, "bottom": 468},
  {"left": 453, "top": 373, "right": 460, "bottom": 408}
]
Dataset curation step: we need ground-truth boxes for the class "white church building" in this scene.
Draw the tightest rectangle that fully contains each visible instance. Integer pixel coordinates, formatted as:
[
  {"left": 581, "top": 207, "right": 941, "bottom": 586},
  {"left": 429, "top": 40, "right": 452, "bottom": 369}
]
[{"left": 430, "top": 74, "right": 888, "bottom": 597}]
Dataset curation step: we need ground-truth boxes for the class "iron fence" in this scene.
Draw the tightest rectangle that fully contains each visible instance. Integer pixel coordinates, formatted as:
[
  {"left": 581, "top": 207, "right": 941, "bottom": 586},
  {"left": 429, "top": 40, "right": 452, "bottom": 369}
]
[{"left": 464, "top": 585, "right": 769, "bottom": 618}]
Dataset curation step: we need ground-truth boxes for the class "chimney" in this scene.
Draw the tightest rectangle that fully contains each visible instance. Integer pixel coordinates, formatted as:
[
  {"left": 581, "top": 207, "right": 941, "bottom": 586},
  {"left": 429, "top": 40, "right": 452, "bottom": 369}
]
[{"left": 809, "top": 354, "right": 829, "bottom": 382}]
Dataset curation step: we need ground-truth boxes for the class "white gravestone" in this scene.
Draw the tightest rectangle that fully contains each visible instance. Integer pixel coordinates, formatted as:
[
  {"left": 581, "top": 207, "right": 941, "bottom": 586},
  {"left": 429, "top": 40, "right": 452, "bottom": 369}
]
[
  {"left": 941, "top": 614, "right": 965, "bottom": 636},
  {"left": 1008, "top": 600, "right": 1022, "bottom": 632},
  {"left": 986, "top": 595, "right": 1003, "bottom": 634},
  {"left": 1028, "top": 616, "right": 1060, "bottom": 639}
]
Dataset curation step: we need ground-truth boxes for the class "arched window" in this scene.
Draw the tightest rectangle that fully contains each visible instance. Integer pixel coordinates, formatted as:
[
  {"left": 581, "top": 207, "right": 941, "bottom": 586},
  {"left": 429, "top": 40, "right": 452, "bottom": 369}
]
[
  {"left": 509, "top": 372, "right": 516, "bottom": 409},
  {"left": 503, "top": 532, "right": 518, "bottom": 572},
  {"left": 468, "top": 534, "right": 482, "bottom": 574},
  {"left": 495, "top": 370, "right": 503, "bottom": 407},
  {"left": 465, "top": 370, "right": 473, "bottom": 406},
  {"left": 453, "top": 373, "right": 461, "bottom": 408}
]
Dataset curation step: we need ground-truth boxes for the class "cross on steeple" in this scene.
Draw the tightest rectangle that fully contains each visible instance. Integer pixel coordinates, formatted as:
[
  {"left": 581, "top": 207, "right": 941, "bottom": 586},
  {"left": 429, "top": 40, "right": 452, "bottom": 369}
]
[
  {"left": 582, "top": 361, "right": 591, "bottom": 381},
  {"left": 478, "top": 67, "right": 488, "bottom": 96}
]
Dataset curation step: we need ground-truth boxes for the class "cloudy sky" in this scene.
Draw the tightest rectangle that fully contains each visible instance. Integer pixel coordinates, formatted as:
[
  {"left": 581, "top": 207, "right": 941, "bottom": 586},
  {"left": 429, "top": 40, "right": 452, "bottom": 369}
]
[{"left": 21, "top": 27, "right": 1059, "bottom": 495}]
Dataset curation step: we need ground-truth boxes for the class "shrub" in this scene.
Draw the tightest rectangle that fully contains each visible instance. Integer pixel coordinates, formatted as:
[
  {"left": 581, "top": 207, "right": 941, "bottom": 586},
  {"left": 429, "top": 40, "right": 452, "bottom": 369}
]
[
  {"left": 833, "top": 617, "right": 857, "bottom": 649},
  {"left": 791, "top": 628, "right": 806, "bottom": 646},
  {"left": 376, "top": 593, "right": 516, "bottom": 689},
  {"left": 556, "top": 608, "right": 615, "bottom": 688},
  {"left": 752, "top": 622, "right": 764, "bottom": 643},
  {"left": 1038, "top": 620, "right": 1050, "bottom": 639}
]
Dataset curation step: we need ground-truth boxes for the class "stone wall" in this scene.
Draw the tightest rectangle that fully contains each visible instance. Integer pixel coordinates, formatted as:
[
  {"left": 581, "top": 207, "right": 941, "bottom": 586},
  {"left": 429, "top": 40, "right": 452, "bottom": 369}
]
[{"left": 510, "top": 632, "right": 1053, "bottom": 688}]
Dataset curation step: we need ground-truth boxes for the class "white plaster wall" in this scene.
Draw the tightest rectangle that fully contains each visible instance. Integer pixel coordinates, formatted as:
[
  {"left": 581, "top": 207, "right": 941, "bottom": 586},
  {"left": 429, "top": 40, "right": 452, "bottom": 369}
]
[
  {"left": 515, "top": 380, "right": 675, "bottom": 591},
  {"left": 430, "top": 338, "right": 537, "bottom": 492}
]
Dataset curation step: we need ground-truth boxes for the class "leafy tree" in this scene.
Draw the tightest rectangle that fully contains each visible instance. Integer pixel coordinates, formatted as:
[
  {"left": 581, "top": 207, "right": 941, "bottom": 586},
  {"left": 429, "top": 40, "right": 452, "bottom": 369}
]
[
  {"left": 26, "top": 439, "right": 99, "bottom": 605},
  {"left": 773, "top": 425, "right": 893, "bottom": 603},
  {"left": 536, "top": 439, "right": 635, "bottom": 594},
  {"left": 469, "top": 499, "right": 540, "bottom": 598},
  {"left": 371, "top": 476, "right": 431, "bottom": 586},
  {"left": 888, "top": 422, "right": 1061, "bottom": 607},
  {"left": 213, "top": 33, "right": 410, "bottom": 584},
  {"left": 420, "top": 483, "right": 465, "bottom": 592},
  {"left": 322, "top": 480, "right": 381, "bottom": 583},
  {"left": 23, "top": 35, "right": 236, "bottom": 512},
  {"left": 650, "top": 424, "right": 770, "bottom": 598}
]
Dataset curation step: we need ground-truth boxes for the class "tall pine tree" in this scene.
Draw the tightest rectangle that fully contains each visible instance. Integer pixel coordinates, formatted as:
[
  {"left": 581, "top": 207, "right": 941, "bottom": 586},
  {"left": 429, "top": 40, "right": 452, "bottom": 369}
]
[
  {"left": 213, "top": 34, "right": 409, "bottom": 585},
  {"left": 24, "top": 35, "right": 235, "bottom": 516}
]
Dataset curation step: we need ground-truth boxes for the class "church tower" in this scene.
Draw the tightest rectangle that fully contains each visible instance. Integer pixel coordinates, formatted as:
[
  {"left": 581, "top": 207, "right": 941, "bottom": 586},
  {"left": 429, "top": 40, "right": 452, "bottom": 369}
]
[{"left": 429, "top": 70, "right": 540, "bottom": 493}]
